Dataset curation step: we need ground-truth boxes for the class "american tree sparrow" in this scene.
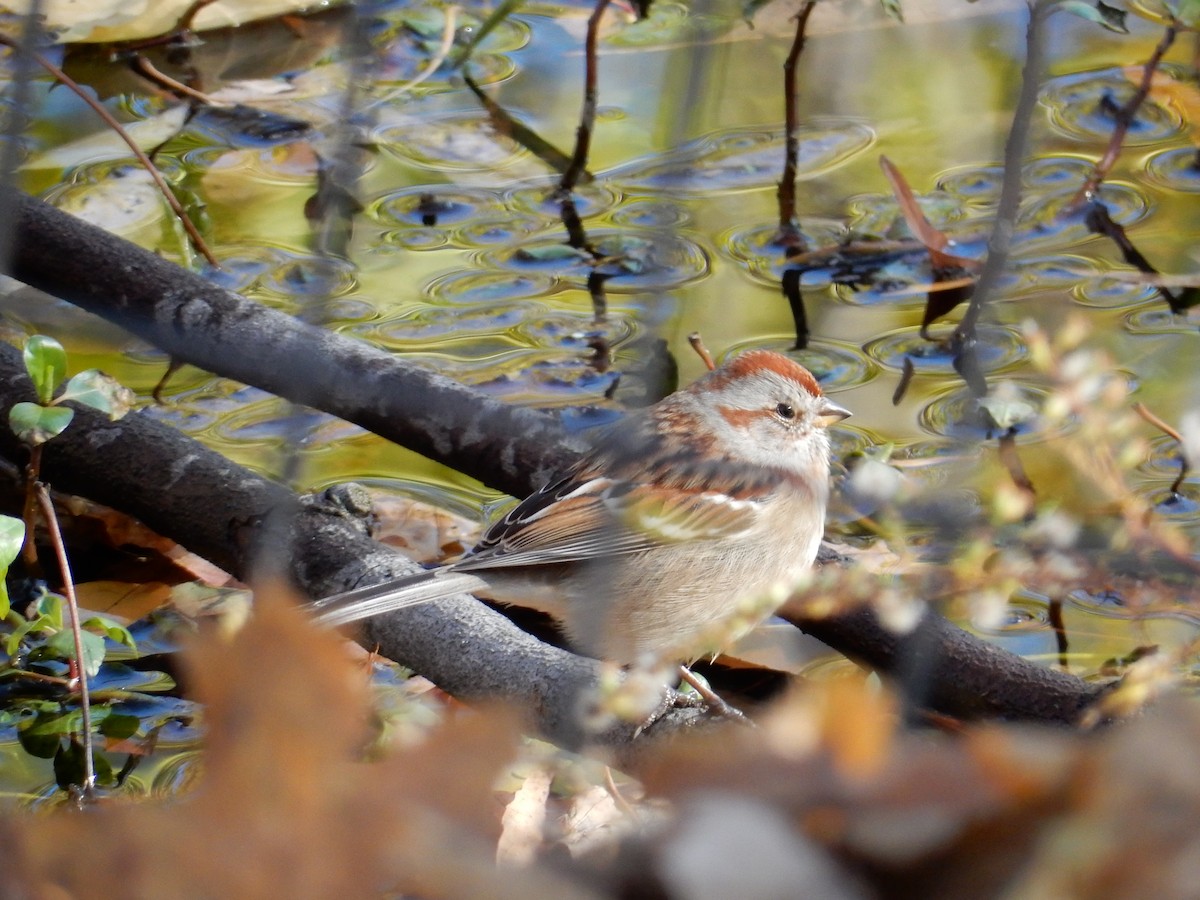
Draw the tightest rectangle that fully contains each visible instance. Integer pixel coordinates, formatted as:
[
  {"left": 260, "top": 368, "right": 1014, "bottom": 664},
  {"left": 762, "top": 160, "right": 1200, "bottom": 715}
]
[{"left": 310, "top": 350, "right": 850, "bottom": 664}]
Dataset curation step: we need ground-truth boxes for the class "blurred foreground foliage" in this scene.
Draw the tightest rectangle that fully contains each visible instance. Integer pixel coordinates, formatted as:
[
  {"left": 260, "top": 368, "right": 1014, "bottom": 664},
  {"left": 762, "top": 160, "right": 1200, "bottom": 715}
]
[{"left": 1, "top": 585, "right": 1197, "bottom": 899}]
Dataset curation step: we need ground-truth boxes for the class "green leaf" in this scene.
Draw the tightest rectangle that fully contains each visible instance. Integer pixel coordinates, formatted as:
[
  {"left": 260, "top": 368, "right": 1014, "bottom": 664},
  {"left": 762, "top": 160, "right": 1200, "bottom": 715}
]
[
  {"left": 44, "top": 629, "right": 107, "bottom": 677},
  {"left": 18, "top": 717, "right": 64, "bottom": 759},
  {"left": 58, "top": 370, "right": 136, "bottom": 419},
  {"left": 1058, "top": 0, "right": 1128, "bottom": 32},
  {"left": 0, "top": 516, "right": 25, "bottom": 619},
  {"left": 98, "top": 713, "right": 140, "bottom": 740},
  {"left": 879, "top": 0, "right": 904, "bottom": 22},
  {"left": 9, "top": 402, "right": 74, "bottom": 445},
  {"left": 53, "top": 737, "right": 87, "bottom": 788},
  {"left": 82, "top": 616, "right": 138, "bottom": 653},
  {"left": 32, "top": 590, "right": 63, "bottom": 630},
  {"left": 23, "top": 336, "right": 67, "bottom": 406},
  {"left": 5, "top": 614, "right": 52, "bottom": 656},
  {"left": 22, "top": 708, "right": 83, "bottom": 737}
]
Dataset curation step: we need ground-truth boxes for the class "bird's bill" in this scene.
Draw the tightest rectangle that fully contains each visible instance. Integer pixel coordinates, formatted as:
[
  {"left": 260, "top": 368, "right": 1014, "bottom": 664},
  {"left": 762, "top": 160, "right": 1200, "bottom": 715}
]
[{"left": 816, "top": 399, "right": 852, "bottom": 427}]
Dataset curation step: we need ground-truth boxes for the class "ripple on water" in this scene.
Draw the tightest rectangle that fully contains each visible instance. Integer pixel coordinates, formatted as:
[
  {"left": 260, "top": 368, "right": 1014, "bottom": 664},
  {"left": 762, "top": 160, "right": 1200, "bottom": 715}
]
[
  {"left": 999, "top": 254, "right": 1099, "bottom": 298},
  {"left": 481, "top": 228, "right": 709, "bottom": 292},
  {"left": 1039, "top": 67, "right": 1183, "bottom": 145},
  {"left": 972, "top": 594, "right": 1052, "bottom": 635},
  {"left": 719, "top": 337, "right": 877, "bottom": 392},
  {"left": 1140, "top": 434, "right": 1188, "bottom": 480},
  {"left": 864, "top": 324, "right": 1026, "bottom": 374},
  {"left": 353, "top": 301, "right": 541, "bottom": 348},
  {"left": 151, "top": 751, "right": 205, "bottom": 799},
  {"left": 1124, "top": 305, "right": 1197, "bottom": 334},
  {"left": 505, "top": 182, "right": 619, "bottom": 220},
  {"left": 1145, "top": 146, "right": 1200, "bottom": 193},
  {"left": 215, "top": 401, "right": 362, "bottom": 447},
  {"left": 375, "top": 113, "right": 528, "bottom": 171},
  {"left": 608, "top": 120, "right": 874, "bottom": 195},
  {"left": 919, "top": 382, "right": 1056, "bottom": 442},
  {"left": 368, "top": 185, "right": 505, "bottom": 229},
  {"left": 515, "top": 310, "right": 636, "bottom": 349},
  {"left": 1071, "top": 274, "right": 1160, "bottom": 309},
  {"left": 720, "top": 219, "right": 850, "bottom": 286},
  {"left": 425, "top": 270, "right": 559, "bottom": 305},
  {"left": 1016, "top": 181, "right": 1150, "bottom": 251},
  {"left": 1142, "top": 483, "right": 1200, "bottom": 520},
  {"left": 609, "top": 199, "right": 690, "bottom": 229},
  {"left": 258, "top": 254, "right": 357, "bottom": 300},
  {"left": 935, "top": 163, "right": 1005, "bottom": 206},
  {"left": 200, "top": 244, "right": 287, "bottom": 292},
  {"left": 449, "top": 350, "right": 622, "bottom": 405},
  {"left": 453, "top": 214, "right": 544, "bottom": 247},
  {"left": 845, "top": 190, "right": 974, "bottom": 238}
]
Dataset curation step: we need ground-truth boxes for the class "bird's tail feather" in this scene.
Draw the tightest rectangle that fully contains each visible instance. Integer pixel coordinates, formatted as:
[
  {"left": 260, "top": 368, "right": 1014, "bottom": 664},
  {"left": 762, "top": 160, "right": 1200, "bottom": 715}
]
[{"left": 308, "top": 569, "right": 489, "bottom": 628}]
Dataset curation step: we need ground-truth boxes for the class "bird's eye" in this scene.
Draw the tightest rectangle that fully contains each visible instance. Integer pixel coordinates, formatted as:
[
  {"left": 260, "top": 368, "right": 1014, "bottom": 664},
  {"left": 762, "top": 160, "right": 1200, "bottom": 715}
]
[{"left": 775, "top": 402, "right": 796, "bottom": 420}]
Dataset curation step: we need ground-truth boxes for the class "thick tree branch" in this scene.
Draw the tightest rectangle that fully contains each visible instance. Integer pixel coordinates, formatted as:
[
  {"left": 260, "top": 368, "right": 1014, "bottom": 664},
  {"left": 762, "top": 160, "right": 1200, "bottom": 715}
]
[
  {"left": 0, "top": 187, "right": 1109, "bottom": 725},
  {"left": 0, "top": 185, "right": 586, "bottom": 500}
]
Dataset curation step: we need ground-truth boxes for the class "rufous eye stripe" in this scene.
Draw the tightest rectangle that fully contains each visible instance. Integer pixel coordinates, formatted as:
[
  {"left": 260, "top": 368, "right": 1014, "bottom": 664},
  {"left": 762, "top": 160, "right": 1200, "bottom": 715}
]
[{"left": 716, "top": 406, "right": 774, "bottom": 429}]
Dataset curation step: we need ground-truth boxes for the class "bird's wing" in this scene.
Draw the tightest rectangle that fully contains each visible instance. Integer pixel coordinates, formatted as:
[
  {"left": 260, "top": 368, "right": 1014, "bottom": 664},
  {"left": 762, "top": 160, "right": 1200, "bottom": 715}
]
[{"left": 452, "top": 474, "right": 762, "bottom": 571}]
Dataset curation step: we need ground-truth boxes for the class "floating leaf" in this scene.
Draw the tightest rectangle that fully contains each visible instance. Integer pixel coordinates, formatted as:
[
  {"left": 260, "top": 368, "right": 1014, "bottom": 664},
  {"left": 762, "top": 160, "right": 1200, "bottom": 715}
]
[
  {"left": 1059, "top": 0, "right": 1128, "bottom": 33},
  {"left": 9, "top": 402, "right": 75, "bottom": 445},
  {"left": 54, "top": 737, "right": 114, "bottom": 789},
  {"left": 45, "top": 629, "right": 108, "bottom": 677},
  {"left": 23, "top": 336, "right": 67, "bottom": 406},
  {"left": 18, "top": 718, "right": 63, "bottom": 759},
  {"left": 59, "top": 370, "right": 136, "bottom": 419},
  {"left": 98, "top": 712, "right": 141, "bottom": 740},
  {"left": 82, "top": 616, "right": 138, "bottom": 653}
]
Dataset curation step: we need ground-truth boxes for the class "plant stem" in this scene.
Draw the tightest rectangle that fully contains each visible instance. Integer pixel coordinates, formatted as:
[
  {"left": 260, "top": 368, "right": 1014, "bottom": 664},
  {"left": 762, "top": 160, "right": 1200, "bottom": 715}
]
[
  {"left": 19, "top": 442, "right": 41, "bottom": 571},
  {"left": 35, "top": 483, "right": 94, "bottom": 793}
]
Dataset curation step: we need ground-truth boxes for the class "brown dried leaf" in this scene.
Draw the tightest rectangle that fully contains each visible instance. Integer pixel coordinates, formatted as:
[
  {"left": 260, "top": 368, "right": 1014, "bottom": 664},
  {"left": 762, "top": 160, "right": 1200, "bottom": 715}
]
[
  {"left": 497, "top": 766, "right": 553, "bottom": 866},
  {"left": 73, "top": 579, "right": 172, "bottom": 622},
  {"left": 3, "top": 582, "right": 594, "bottom": 899}
]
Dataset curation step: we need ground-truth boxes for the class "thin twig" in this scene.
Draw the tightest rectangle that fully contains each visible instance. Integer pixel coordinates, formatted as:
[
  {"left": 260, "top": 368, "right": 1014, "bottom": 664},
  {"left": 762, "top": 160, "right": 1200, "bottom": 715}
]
[
  {"left": 560, "top": 0, "right": 612, "bottom": 193},
  {"left": 131, "top": 54, "right": 214, "bottom": 104},
  {"left": 35, "top": 483, "right": 95, "bottom": 794},
  {"left": 1072, "top": 22, "right": 1178, "bottom": 205},
  {"left": 0, "top": 35, "right": 220, "bottom": 268},
  {"left": 687, "top": 332, "right": 717, "bottom": 371},
  {"left": 677, "top": 666, "right": 750, "bottom": 724},
  {"left": 1134, "top": 401, "right": 1190, "bottom": 493},
  {"left": 955, "top": 0, "right": 1056, "bottom": 343},
  {"left": 776, "top": 0, "right": 817, "bottom": 249}
]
